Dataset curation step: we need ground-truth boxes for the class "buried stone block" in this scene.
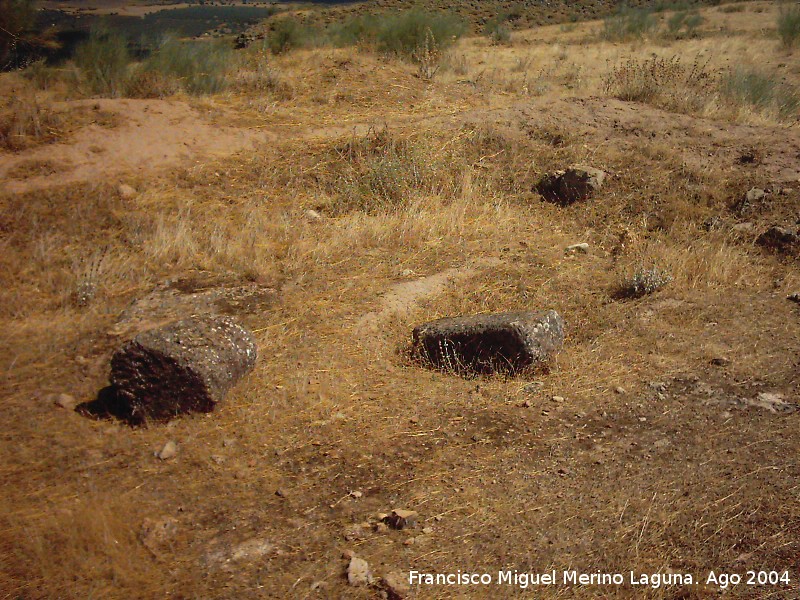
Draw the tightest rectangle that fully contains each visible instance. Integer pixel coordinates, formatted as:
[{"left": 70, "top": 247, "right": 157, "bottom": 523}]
[
  {"left": 536, "top": 165, "right": 606, "bottom": 205},
  {"left": 110, "top": 316, "right": 257, "bottom": 422},
  {"left": 412, "top": 310, "right": 564, "bottom": 375},
  {"left": 756, "top": 225, "right": 800, "bottom": 254}
]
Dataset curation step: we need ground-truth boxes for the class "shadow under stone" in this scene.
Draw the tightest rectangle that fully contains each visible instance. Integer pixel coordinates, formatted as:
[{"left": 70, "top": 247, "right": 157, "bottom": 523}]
[{"left": 76, "top": 385, "right": 144, "bottom": 426}]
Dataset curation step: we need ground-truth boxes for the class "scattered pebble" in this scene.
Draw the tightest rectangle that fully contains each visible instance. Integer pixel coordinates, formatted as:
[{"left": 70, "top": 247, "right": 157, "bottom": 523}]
[
  {"left": 275, "top": 489, "right": 286, "bottom": 498},
  {"left": 349, "top": 490, "right": 363, "bottom": 499},
  {"left": 373, "top": 522, "right": 389, "bottom": 534},
  {"left": 139, "top": 516, "right": 177, "bottom": 556},
  {"left": 551, "top": 395, "right": 564, "bottom": 403},
  {"left": 384, "top": 509, "right": 418, "bottom": 530},
  {"left": 422, "top": 527, "right": 433, "bottom": 535},
  {"left": 382, "top": 571, "right": 411, "bottom": 599},
  {"left": 347, "top": 556, "right": 373, "bottom": 587},
  {"left": 710, "top": 357, "right": 731, "bottom": 367},
  {"left": 305, "top": 209, "right": 324, "bottom": 222},
  {"left": 118, "top": 183, "right": 137, "bottom": 199},
  {"left": 156, "top": 441, "right": 177, "bottom": 461},
  {"left": 614, "top": 386, "right": 626, "bottom": 395},
  {"left": 565, "top": 242, "right": 590, "bottom": 254},
  {"left": 788, "top": 292, "right": 800, "bottom": 303},
  {"left": 53, "top": 393, "right": 78, "bottom": 410},
  {"left": 523, "top": 382, "right": 543, "bottom": 394},
  {"left": 342, "top": 549, "right": 355, "bottom": 560}
]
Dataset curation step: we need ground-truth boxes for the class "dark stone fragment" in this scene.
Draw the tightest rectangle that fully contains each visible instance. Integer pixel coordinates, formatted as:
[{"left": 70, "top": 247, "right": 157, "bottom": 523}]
[{"left": 110, "top": 316, "right": 257, "bottom": 422}]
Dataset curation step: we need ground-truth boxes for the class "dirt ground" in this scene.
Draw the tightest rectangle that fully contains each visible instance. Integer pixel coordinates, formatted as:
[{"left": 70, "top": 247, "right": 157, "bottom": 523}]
[{"left": 2, "top": 2, "right": 800, "bottom": 599}]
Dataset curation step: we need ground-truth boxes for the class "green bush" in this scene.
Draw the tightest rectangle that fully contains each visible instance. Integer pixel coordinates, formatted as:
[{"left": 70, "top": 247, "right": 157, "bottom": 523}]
[
  {"left": 720, "top": 67, "right": 800, "bottom": 119},
  {"left": 374, "top": 9, "right": 465, "bottom": 57},
  {"left": 666, "top": 10, "right": 704, "bottom": 38},
  {"left": 778, "top": 3, "right": 800, "bottom": 48},
  {"left": 484, "top": 16, "right": 512, "bottom": 45},
  {"left": 327, "top": 14, "right": 380, "bottom": 47},
  {"left": 268, "top": 17, "right": 314, "bottom": 54},
  {"left": 139, "top": 36, "right": 231, "bottom": 95},
  {"left": 601, "top": 5, "right": 658, "bottom": 41},
  {"left": 73, "top": 27, "right": 131, "bottom": 97}
]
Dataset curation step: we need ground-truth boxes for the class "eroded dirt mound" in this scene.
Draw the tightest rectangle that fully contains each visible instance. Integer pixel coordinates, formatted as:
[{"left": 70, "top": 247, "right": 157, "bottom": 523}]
[{"left": 0, "top": 98, "right": 274, "bottom": 193}]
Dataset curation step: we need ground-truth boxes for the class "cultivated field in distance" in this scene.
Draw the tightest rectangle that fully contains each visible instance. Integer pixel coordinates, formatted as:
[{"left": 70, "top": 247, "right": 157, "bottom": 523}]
[{"left": 1, "top": 0, "right": 800, "bottom": 598}]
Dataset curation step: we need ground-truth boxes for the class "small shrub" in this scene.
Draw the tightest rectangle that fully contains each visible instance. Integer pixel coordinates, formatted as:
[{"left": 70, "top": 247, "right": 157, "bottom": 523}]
[
  {"left": 720, "top": 66, "right": 800, "bottom": 119},
  {"left": 327, "top": 14, "right": 380, "bottom": 47},
  {"left": 0, "top": 96, "right": 62, "bottom": 151},
  {"left": 375, "top": 9, "right": 465, "bottom": 58},
  {"left": 21, "top": 59, "right": 60, "bottom": 89},
  {"left": 413, "top": 28, "right": 440, "bottom": 80},
  {"left": 138, "top": 36, "right": 231, "bottom": 95},
  {"left": 617, "top": 266, "right": 672, "bottom": 299},
  {"left": 73, "top": 27, "right": 131, "bottom": 97},
  {"left": 268, "top": 17, "right": 312, "bottom": 54},
  {"left": 601, "top": 5, "right": 658, "bottom": 42},
  {"left": 484, "top": 16, "right": 512, "bottom": 45},
  {"left": 777, "top": 3, "right": 800, "bottom": 49},
  {"left": 666, "top": 10, "right": 704, "bottom": 38},
  {"left": 603, "top": 56, "right": 715, "bottom": 112}
]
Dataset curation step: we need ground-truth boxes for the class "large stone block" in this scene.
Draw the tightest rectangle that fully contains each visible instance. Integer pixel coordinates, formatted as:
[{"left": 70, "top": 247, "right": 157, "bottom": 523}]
[
  {"left": 412, "top": 310, "right": 564, "bottom": 375},
  {"left": 110, "top": 316, "right": 257, "bottom": 421}
]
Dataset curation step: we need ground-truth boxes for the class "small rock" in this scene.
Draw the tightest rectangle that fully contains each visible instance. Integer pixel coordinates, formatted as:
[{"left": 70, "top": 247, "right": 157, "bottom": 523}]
[
  {"left": 521, "top": 399, "right": 532, "bottom": 408},
  {"left": 210, "top": 454, "right": 225, "bottom": 465},
  {"left": 523, "top": 382, "right": 543, "bottom": 394},
  {"left": 551, "top": 395, "right": 564, "bottom": 403},
  {"left": 342, "top": 549, "right": 356, "bottom": 560},
  {"left": 374, "top": 522, "right": 389, "bottom": 534},
  {"left": 409, "top": 415, "right": 419, "bottom": 424},
  {"left": 305, "top": 209, "right": 324, "bottom": 222},
  {"left": 653, "top": 439, "right": 670, "bottom": 449},
  {"left": 384, "top": 509, "right": 418, "bottom": 530},
  {"left": 382, "top": 571, "right": 411, "bottom": 599},
  {"left": 720, "top": 411, "right": 733, "bottom": 420},
  {"left": 230, "top": 538, "right": 275, "bottom": 561},
  {"left": 403, "top": 537, "right": 416, "bottom": 546},
  {"left": 787, "top": 292, "right": 800, "bottom": 303},
  {"left": 422, "top": 526, "right": 433, "bottom": 534},
  {"left": 565, "top": 242, "right": 589, "bottom": 254},
  {"left": 275, "top": 489, "right": 286, "bottom": 498},
  {"left": 139, "top": 516, "right": 177, "bottom": 556},
  {"left": 118, "top": 183, "right": 137, "bottom": 199},
  {"left": 222, "top": 438, "right": 236, "bottom": 447},
  {"left": 732, "top": 222, "right": 755, "bottom": 233},
  {"left": 614, "top": 386, "right": 626, "bottom": 395},
  {"left": 744, "top": 187, "right": 766, "bottom": 204},
  {"left": 156, "top": 440, "right": 177, "bottom": 460},
  {"left": 347, "top": 556, "right": 373, "bottom": 587},
  {"left": 710, "top": 357, "right": 731, "bottom": 367},
  {"left": 53, "top": 393, "right": 78, "bottom": 410},
  {"left": 751, "top": 392, "right": 793, "bottom": 414},
  {"left": 349, "top": 490, "right": 363, "bottom": 499},
  {"left": 400, "top": 269, "right": 416, "bottom": 278},
  {"left": 757, "top": 225, "right": 800, "bottom": 254}
]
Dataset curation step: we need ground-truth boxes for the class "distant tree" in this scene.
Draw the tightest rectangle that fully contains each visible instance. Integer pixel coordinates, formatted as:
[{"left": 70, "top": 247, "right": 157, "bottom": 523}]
[{"left": 0, "top": 0, "right": 59, "bottom": 68}]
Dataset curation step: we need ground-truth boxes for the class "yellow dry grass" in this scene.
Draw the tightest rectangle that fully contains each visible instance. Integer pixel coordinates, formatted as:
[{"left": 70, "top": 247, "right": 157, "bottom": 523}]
[{"left": 1, "top": 2, "right": 799, "bottom": 599}]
